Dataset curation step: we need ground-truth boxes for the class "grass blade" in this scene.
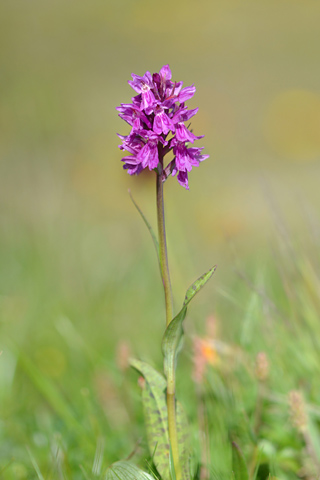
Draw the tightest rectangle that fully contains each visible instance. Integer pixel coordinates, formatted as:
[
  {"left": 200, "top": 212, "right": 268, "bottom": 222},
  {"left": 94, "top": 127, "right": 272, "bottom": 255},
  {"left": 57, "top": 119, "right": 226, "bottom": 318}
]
[{"left": 129, "top": 190, "right": 160, "bottom": 270}]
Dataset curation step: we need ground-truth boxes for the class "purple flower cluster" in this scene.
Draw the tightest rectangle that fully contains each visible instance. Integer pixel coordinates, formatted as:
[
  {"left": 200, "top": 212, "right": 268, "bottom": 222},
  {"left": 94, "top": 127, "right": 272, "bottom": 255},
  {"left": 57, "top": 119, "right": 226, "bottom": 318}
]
[{"left": 116, "top": 65, "right": 208, "bottom": 189}]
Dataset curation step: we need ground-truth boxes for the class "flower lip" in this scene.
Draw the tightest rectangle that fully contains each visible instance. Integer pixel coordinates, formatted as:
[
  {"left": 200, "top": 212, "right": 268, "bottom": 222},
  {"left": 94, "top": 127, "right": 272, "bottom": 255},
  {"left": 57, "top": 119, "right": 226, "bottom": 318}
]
[
  {"left": 178, "top": 84, "right": 196, "bottom": 103},
  {"left": 128, "top": 71, "right": 154, "bottom": 93}
]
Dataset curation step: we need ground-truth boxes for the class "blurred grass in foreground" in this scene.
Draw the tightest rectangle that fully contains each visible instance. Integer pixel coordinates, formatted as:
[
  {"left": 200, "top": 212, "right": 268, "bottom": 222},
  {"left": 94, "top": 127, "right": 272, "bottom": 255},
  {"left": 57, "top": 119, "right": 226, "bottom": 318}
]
[{"left": 1, "top": 185, "right": 320, "bottom": 478}]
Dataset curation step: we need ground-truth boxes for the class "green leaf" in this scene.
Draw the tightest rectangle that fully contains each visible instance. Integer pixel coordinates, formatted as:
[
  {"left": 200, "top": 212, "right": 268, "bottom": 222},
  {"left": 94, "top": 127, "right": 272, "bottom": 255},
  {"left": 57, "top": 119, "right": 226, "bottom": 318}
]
[
  {"left": 232, "top": 442, "right": 249, "bottom": 480},
  {"left": 169, "top": 446, "right": 176, "bottom": 480},
  {"left": 129, "top": 190, "right": 160, "bottom": 269},
  {"left": 130, "top": 359, "right": 192, "bottom": 480},
  {"left": 130, "top": 359, "right": 170, "bottom": 480},
  {"left": 183, "top": 266, "right": 217, "bottom": 308},
  {"left": 162, "top": 266, "right": 217, "bottom": 380},
  {"left": 162, "top": 306, "right": 187, "bottom": 381},
  {"left": 176, "top": 401, "right": 192, "bottom": 480},
  {"left": 105, "top": 461, "right": 155, "bottom": 480},
  {"left": 131, "top": 269, "right": 216, "bottom": 479}
]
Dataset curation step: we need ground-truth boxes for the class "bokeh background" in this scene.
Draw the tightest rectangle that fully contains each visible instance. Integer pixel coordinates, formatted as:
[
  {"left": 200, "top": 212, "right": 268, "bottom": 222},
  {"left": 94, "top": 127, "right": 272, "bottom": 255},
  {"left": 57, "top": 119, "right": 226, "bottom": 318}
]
[{"left": 1, "top": 0, "right": 320, "bottom": 478}]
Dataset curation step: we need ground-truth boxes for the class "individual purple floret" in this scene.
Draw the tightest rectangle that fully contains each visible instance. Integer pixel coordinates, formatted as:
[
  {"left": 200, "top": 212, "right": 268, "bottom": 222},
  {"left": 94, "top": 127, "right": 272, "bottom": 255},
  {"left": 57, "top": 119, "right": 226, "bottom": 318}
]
[{"left": 116, "top": 65, "right": 208, "bottom": 189}]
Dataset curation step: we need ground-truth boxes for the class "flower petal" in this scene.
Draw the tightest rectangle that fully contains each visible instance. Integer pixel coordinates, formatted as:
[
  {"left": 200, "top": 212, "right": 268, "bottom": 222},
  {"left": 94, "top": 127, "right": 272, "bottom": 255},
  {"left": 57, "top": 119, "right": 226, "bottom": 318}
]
[
  {"left": 177, "top": 170, "right": 189, "bottom": 189},
  {"left": 160, "top": 64, "right": 172, "bottom": 81},
  {"left": 178, "top": 84, "right": 196, "bottom": 103}
]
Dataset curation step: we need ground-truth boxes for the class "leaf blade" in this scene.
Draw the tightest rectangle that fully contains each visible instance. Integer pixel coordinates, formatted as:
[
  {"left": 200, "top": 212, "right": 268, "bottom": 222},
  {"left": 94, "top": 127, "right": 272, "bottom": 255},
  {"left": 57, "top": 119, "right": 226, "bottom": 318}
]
[
  {"left": 105, "top": 461, "right": 155, "bottom": 480},
  {"left": 183, "top": 266, "right": 217, "bottom": 307},
  {"left": 130, "top": 359, "right": 170, "bottom": 480},
  {"left": 131, "top": 359, "right": 193, "bottom": 480},
  {"left": 162, "top": 266, "right": 217, "bottom": 379},
  {"left": 176, "top": 401, "right": 192, "bottom": 480},
  {"left": 232, "top": 442, "right": 249, "bottom": 480},
  {"left": 129, "top": 190, "right": 160, "bottom": 269}
]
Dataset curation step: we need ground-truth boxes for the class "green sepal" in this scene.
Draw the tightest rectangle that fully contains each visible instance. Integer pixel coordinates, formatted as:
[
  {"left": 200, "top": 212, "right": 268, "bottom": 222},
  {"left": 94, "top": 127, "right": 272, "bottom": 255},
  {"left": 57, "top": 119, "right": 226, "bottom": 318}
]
[
  {"left": 105, "top": 461, "right": 154, "bottom": 480},
  {"left": 231, "top": 441, "right": 249, "bottom": 480},
  {"left": 162, "top": 266, "right": 217, "bottom": 381}
]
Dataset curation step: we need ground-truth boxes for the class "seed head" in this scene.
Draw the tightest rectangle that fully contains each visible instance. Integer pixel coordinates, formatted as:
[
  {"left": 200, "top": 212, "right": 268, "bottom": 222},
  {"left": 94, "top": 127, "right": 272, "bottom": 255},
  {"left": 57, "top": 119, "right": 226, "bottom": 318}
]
[
  {"left": 254, "top": 351, "right": 269, "bottom": 382},
  {"left": 289, "top": 390, "right": 307, "bottom": 433}
]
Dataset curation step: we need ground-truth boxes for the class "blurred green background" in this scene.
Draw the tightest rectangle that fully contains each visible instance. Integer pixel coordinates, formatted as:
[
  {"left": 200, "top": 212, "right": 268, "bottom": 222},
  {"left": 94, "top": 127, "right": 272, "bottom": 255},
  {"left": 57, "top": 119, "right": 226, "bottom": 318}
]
[{"left": 1, "top": 0, "right": 320, "bottom": 478}]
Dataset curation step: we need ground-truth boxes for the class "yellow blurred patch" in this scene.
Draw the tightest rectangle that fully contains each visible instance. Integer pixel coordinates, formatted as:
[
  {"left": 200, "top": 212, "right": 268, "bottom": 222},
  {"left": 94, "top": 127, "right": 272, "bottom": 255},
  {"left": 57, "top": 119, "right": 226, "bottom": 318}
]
[{"left": 264, "top": 89, "right": 320, "bottom": 161}]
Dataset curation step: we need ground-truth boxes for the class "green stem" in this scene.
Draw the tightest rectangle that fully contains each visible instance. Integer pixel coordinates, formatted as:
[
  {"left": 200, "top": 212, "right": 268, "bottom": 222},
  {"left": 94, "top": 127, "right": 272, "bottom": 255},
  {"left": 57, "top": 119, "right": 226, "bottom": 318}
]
[
  {"left": 167, "top": 390, "right": 181, "bottom": 480},
  {"left": 156, "top": 160, "right": 173, "bottom": 327},
  {"left": 156, "top": 150, "right": 181, "bottom": 480}
]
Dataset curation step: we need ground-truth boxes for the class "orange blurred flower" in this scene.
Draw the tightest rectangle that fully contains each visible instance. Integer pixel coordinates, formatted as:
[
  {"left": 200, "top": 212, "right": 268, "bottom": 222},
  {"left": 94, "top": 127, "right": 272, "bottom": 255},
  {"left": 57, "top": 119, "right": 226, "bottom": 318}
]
[{"left": 193, "top": 337, "right": 218, "bottom": 384}]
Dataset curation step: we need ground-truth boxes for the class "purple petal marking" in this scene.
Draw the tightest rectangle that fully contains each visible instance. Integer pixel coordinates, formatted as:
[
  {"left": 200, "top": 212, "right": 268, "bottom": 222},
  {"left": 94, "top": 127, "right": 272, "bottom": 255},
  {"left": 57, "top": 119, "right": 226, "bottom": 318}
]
[
  {"left": 141, "top": 89, "right": 156, "bottom": 111},
  {"left": 137, "top": 142, "right": 159, "bottom": 170},
  {"left": 178, "top": 84, "right": 196, "bottom": 103},
  {"left": 175, "top": 123, "right": 199, "bottom": 143},
  {"left": 153, "top": 109, "right": 174, "bottom": 135},
  {"left": 177, "top": 170, "right": 189, "bottom": 190}
]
